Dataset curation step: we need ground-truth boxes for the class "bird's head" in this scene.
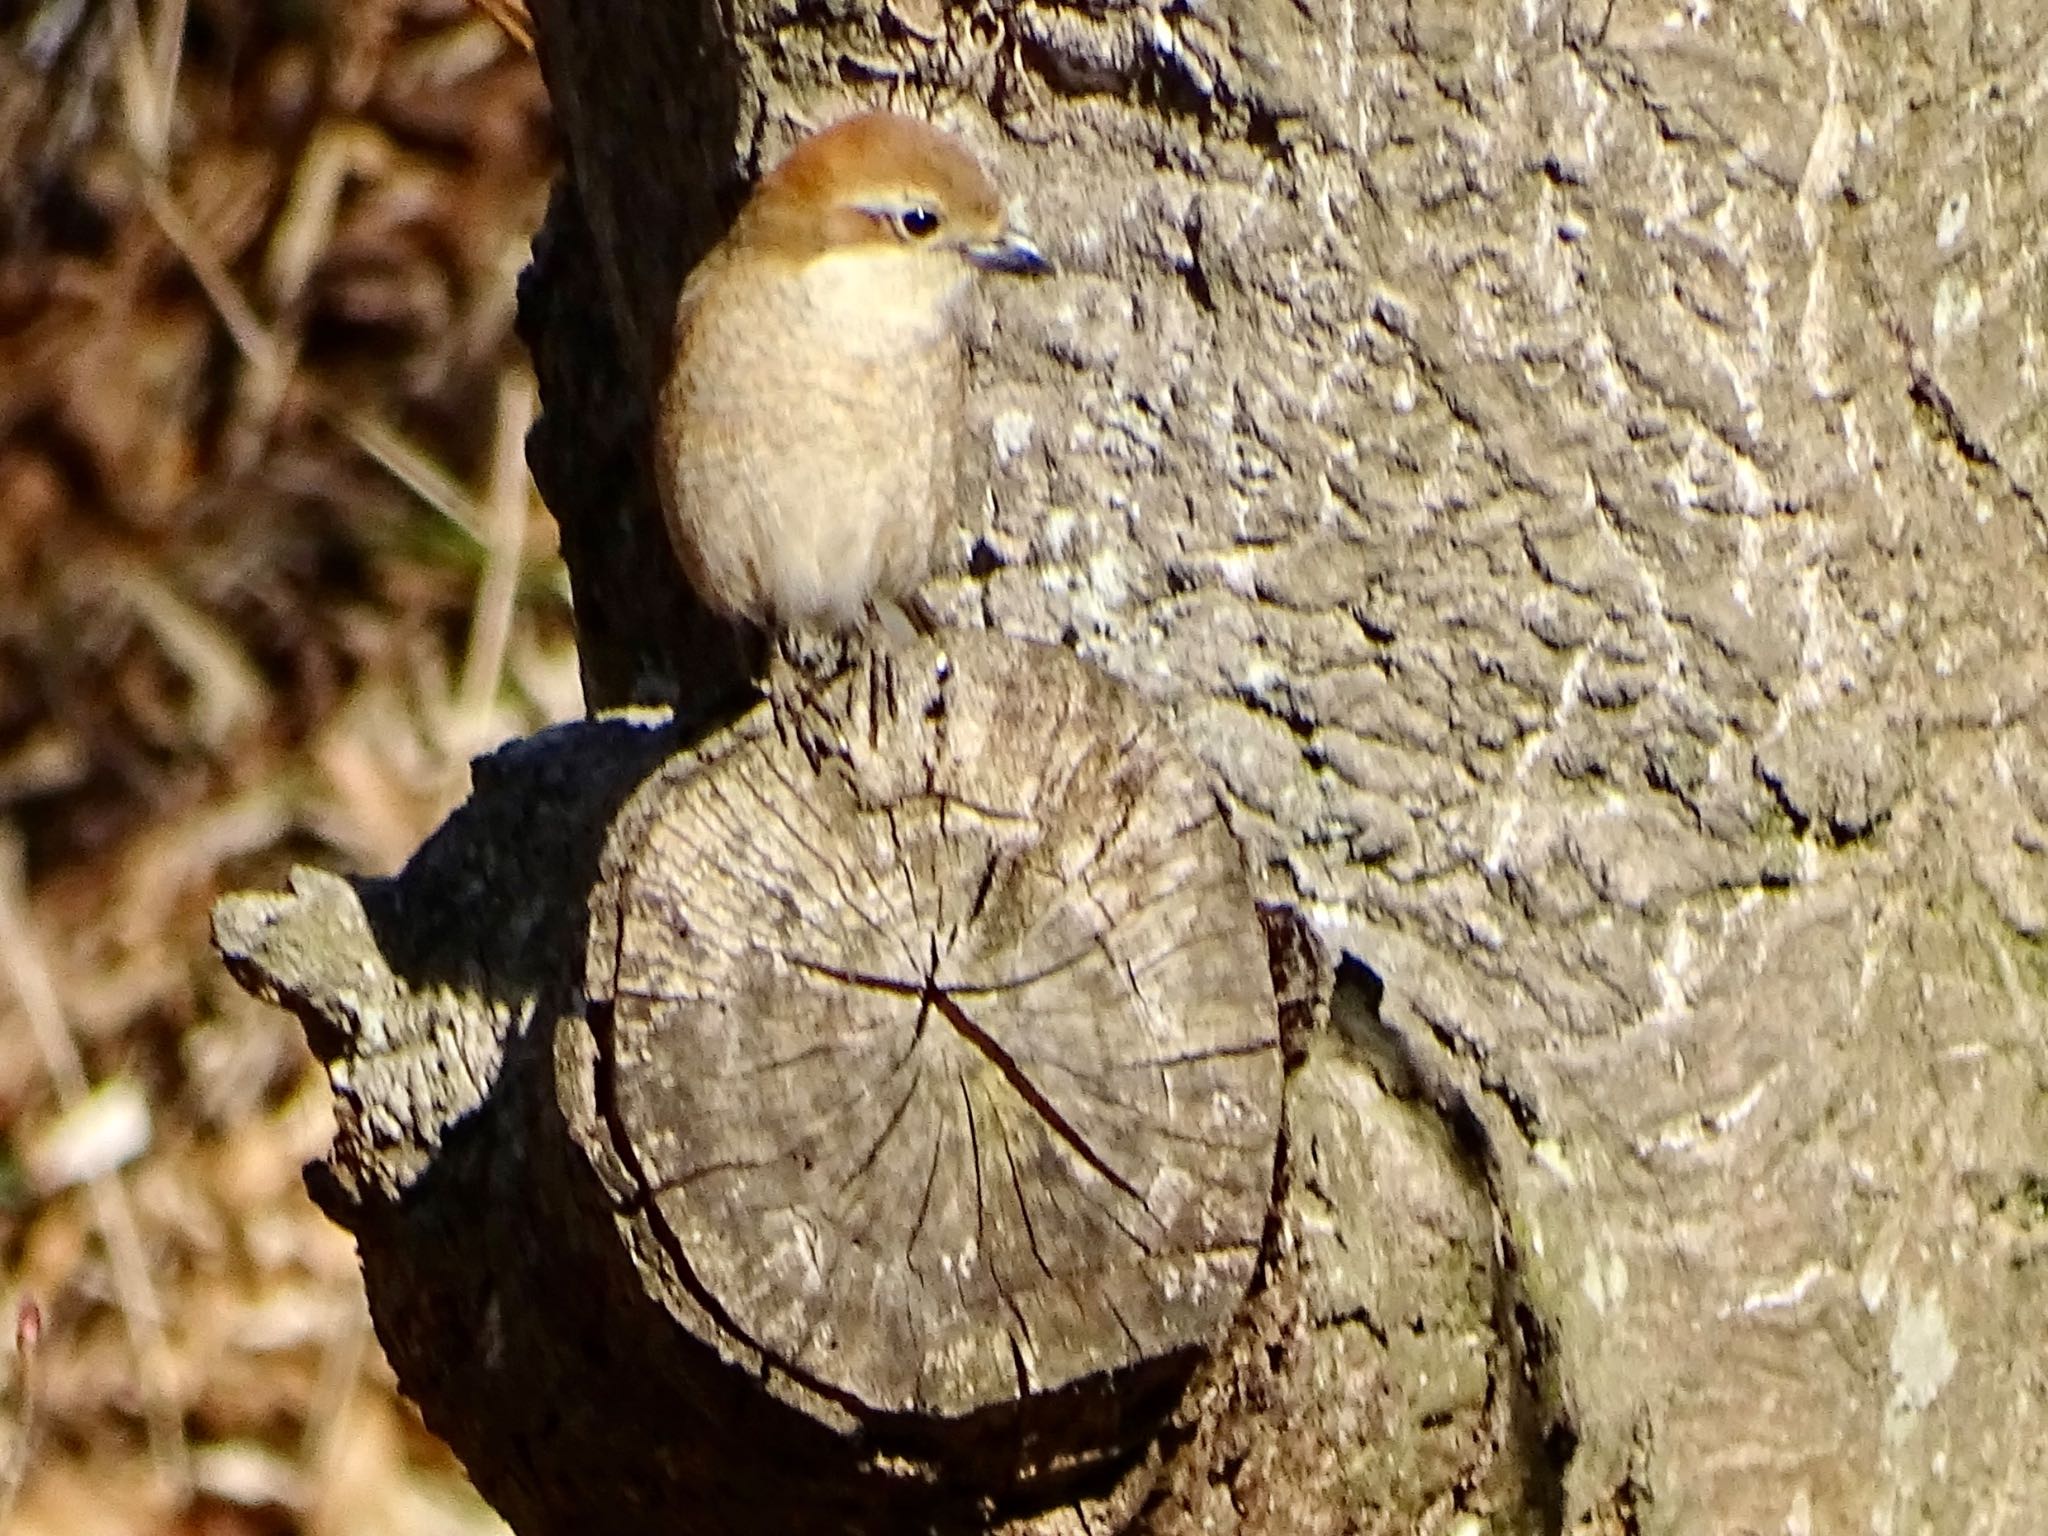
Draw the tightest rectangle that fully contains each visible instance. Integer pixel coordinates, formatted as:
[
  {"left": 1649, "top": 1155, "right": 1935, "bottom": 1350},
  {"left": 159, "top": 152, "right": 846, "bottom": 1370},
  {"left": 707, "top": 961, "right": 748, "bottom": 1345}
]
[{"left": 731, "top": 112, "right": 1052, "bottom": 295}]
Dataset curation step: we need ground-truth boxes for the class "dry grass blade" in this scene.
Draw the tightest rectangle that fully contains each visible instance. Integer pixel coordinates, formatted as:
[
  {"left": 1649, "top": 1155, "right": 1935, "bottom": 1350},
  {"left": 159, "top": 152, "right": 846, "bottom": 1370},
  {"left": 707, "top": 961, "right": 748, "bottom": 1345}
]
[
  {"left": 263, "top": 126, "right": 394, "bottom": 314},
  {"left": 0, "top": 829, "right": 191, "bottom": 1497},
  {"left": 141, "top": 168, "right": 291, "bottom": 476},
  {"left": 330, "top": 407, "right": 488, "bottom": 546},
  {"left": 139, "top": 167, "right": 494, "bottom": 545},
  {"left": 146, "top": 0, "right": 187, "bottom": 123},
  {"left": 138, "top": 172, "right": 279, "bottom": 378},
  {"left": 110, "top": 0, "right": 190, "bottom": 170},
  {"left": 465, "top": 0, "right": 534, "bottom": 54},
  {"left": 231, "top": 124, "right": 390, "bottom": 469},
  {"left": 455, "top": 371, "right": 535, "bottom": 750},
  {"left": 106, "top": 559, "right": 268, "bottom": 749},
  {"left": 111, "top": 0, "right": 166, "bottom": 171}
]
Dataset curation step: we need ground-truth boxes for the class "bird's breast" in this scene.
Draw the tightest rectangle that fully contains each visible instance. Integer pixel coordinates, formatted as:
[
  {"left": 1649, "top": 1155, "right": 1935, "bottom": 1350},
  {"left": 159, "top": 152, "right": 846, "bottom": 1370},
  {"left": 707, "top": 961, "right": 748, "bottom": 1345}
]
[{"left": 656, "top": 257, "right": 968, "bottom": 628}]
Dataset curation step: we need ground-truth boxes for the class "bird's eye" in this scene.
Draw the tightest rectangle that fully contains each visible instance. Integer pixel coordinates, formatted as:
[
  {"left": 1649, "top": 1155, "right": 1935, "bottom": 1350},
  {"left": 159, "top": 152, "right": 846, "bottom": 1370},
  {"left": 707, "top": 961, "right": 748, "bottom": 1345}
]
[{"left": 897, "top": 206, "right": 942, "bottom": 239}]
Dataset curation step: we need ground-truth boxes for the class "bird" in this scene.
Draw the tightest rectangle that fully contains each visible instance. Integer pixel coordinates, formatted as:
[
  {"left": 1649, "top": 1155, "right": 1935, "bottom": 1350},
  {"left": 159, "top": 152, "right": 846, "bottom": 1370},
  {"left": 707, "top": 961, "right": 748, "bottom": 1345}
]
[{"left": 653, "top": 111, "right": 1050, "bottom": 639}]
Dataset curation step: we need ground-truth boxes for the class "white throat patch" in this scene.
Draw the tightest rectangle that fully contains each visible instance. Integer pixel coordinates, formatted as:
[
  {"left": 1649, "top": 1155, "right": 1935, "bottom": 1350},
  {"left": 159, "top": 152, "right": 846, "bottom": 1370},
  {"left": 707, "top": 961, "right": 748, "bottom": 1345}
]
[{"left": 798, "top": 247, "right": 969, "bottom": 359}]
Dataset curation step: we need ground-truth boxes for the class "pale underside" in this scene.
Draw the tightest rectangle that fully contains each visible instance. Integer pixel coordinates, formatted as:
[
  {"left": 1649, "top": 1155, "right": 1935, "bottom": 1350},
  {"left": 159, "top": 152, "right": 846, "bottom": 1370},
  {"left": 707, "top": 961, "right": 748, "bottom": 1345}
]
[{"left": 656, "top": 246, "right": 968, "bottom": 630}]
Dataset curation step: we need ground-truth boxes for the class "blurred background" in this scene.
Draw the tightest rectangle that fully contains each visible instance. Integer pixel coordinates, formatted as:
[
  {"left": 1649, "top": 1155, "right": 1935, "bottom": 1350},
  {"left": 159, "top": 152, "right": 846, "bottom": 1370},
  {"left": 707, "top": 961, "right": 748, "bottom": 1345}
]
[{"left": 0, "top": 0, "right": 570, "bottom": 1529}]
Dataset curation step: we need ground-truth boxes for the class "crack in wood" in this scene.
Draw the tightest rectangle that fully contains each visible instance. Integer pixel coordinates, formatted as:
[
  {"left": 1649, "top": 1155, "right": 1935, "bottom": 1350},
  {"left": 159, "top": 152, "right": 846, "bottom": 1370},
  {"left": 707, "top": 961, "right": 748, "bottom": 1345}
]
[{"left": 788, "top": 954, "right": 1149, "bottom": 1207}]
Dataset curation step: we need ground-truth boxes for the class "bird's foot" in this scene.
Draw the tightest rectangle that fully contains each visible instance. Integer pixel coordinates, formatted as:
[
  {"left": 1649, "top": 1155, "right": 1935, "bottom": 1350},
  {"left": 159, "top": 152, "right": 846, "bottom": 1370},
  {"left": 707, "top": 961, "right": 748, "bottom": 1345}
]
[{"left": 773, "top": 624, "right": 860, "bottom": 685}]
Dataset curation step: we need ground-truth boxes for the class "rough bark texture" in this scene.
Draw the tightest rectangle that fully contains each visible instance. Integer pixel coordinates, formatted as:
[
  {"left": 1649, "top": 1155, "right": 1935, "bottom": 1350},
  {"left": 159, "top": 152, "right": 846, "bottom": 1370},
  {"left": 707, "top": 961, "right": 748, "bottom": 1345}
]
[{"left": 217, "top": 0, "right": 2048, "bottom": 1532}]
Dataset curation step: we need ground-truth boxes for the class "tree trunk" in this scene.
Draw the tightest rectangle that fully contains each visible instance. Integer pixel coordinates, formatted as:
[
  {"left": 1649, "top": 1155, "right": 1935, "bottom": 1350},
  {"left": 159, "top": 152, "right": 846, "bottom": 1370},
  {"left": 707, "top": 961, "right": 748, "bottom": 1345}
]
[{"left": 215, "top": 2, "right": 2048, "bottom": 1533}]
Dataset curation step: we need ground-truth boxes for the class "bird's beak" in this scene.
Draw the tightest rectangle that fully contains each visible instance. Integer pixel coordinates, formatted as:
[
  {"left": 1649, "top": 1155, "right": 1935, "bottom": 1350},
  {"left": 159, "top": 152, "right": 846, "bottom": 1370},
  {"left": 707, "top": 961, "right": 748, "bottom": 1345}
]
[{"left": 966, "top": 230, "right": 1053, "bottom": 277}]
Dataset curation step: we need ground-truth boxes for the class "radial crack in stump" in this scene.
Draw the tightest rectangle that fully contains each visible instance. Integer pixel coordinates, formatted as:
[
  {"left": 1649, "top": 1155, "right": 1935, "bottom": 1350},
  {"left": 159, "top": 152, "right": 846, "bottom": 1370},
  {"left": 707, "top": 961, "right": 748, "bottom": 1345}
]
[{"left": 577, "top": 631, "right": 1283, "bottom": 1495}]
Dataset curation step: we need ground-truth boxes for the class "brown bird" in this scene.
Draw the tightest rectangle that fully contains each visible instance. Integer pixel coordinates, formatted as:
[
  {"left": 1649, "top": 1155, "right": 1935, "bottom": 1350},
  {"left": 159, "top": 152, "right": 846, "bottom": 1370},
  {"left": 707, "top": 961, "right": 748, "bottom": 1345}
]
[{"left": 654, "top": 112, "right": 1050, "bottom": 635}]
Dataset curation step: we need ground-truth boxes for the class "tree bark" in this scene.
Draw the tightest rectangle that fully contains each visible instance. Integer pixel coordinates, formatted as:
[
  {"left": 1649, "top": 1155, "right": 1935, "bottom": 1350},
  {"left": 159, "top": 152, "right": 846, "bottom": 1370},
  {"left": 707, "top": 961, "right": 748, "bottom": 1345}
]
[{"left": 218, "top": 1, "right": 2048, "bottom": 1532}]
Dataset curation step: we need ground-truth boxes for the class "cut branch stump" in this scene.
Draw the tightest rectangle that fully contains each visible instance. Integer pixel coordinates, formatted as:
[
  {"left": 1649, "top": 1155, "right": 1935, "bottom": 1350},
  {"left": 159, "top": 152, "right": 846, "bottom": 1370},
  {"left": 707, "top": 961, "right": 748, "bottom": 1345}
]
[{"left": 217, "top": 634, "right": 1291, "bottom": 1532}]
